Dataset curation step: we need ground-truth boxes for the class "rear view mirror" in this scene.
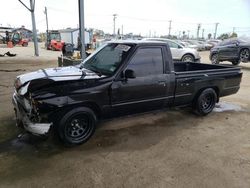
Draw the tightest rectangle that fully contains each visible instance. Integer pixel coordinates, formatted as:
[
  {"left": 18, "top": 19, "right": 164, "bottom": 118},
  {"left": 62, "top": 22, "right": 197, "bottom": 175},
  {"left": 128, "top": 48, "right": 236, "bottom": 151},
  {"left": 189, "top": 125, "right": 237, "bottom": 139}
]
[{"left": 125, "top": 69, "right": 136, "bottom": 79}]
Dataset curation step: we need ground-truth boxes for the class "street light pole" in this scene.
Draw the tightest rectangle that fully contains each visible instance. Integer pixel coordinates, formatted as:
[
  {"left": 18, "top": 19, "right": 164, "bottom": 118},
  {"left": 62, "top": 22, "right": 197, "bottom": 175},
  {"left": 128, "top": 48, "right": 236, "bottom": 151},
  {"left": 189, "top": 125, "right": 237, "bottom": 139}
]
[
  {"left": 18, "top": 0, "right": 39, "bottom": 56},
  {"left": 202, "top": 29, "right": 205, "bottom": 39},
  {"left": 197, "top": 23, "right": 201, "bottom": 39},
  {"left": 113, "top": 14, "right": 117, "bottom": 37},
  {"left": 78, "top": 0, "right": 86, "bottom": 60},
  {"left": 168, "top": 20, "right": 172, "bottom": 37},
  {"left": 44, "top": 7, "right": 49, "bottom": 46},
  {"left": 214, "top": 23, "right": 219, "bottom": 39}
]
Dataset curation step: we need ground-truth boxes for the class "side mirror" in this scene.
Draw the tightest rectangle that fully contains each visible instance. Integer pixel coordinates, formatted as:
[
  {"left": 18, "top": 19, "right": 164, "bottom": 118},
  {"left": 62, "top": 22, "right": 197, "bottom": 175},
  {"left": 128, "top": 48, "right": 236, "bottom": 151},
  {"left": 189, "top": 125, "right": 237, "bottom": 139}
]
[
  {"left": 178, "top": 45, "right": 183, "bottom": 49},
  {"left": 125, "top": 69, "right": 136, "bottom": 79}
]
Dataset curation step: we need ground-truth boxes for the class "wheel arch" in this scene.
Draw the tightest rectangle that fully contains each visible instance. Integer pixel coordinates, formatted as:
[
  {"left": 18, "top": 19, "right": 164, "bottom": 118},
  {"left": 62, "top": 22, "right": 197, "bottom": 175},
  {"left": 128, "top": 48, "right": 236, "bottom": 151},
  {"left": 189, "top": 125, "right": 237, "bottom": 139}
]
[
  {"left": 193, "top": 86, "right": 220, "bottom": 105},
  {"left": 50, "top": 101, "right": 102, "bottom": 123}
]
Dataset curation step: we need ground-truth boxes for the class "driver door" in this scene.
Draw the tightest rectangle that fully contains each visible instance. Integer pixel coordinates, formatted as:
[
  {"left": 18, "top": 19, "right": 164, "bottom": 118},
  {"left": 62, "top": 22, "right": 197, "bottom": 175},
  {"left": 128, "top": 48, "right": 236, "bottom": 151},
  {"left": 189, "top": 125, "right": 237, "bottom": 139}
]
[{"left": 111, "top": 47, "right": 170, "bottom": 115}]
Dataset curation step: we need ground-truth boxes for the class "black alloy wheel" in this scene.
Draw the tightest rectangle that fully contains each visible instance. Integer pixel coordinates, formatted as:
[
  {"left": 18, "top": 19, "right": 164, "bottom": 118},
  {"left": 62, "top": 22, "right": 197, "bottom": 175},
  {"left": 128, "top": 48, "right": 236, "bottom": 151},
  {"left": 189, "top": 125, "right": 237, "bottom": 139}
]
[
  {"left": 58, "top": 107, "right": 96, "bottom": 145},
  {"left": 65, "top": 114, "right": 91, "bottom": 140},
  {"left": 193, "top": 88, "right": 217, "bottom": 116}
]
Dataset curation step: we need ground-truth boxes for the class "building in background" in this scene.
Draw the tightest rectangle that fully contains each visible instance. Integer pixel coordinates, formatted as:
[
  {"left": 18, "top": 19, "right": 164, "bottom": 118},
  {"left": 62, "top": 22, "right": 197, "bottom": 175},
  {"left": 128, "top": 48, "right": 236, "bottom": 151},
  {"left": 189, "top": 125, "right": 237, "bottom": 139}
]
[
  {"left": 12, "top": 26, "right": 33, "bottom": 41},
  {"left": 59, "top": 28, "right": 91, "bottom": 49}
]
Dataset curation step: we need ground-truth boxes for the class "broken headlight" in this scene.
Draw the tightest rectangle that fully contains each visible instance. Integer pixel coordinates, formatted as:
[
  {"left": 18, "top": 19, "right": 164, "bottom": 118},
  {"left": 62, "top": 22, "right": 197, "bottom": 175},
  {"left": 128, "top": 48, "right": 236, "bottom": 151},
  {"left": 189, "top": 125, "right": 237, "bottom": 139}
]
[{"left": 14, "top": 78, "right": 22, "bottom": 90}]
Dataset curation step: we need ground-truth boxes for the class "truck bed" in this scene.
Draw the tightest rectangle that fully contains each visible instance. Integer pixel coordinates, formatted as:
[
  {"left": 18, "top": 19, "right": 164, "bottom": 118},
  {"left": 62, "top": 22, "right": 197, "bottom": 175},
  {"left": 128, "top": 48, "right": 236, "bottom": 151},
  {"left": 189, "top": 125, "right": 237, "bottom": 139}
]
[
  {"left": 173, "top": 62, "right": 242, "bottom": 107},
  {"left": 174, "top": 62, "right": 241, "bottom": 77}
]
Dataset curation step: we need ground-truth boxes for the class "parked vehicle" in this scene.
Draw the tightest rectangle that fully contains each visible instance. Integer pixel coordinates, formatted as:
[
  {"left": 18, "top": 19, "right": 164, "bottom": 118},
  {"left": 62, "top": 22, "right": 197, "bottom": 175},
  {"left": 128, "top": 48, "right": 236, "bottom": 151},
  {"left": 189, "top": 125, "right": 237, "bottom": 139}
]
[
  {"left": 176, "top": 40, "right": 190, "bottom": 48},
  {"left": 203, "top": 41, "right": 213, "bottom": 50},
  {"left": 12, "top": 41, "right": 242, "bottom": 145},
  {"left": 207, "top": 39, "right": 221, "bottom": 48},
  {"left": 210, "top": 38, "right": 250, "bottom": 65},
  {"left": 196, "top": 41, "right": 207, "bottom": 51},
  {"left": 184, "top": 40, "right": 204, "bottom": 51},
  {"left": 45, "top": 30, "right": 65, "bottom": 51},
  {"left": 12, "top": 32, "right": 29, "bottom": 47},
  {"left": 143, "top": 38, "right": 200, "bottom": 63},
  {"left": 0, "top": 34, "right": 4, "bottom": 44}
]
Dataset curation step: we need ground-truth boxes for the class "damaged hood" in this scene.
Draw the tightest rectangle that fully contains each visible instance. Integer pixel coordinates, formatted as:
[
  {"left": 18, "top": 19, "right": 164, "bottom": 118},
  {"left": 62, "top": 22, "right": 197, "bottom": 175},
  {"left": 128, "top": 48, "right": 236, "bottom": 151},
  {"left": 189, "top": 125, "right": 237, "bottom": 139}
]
[{"left": 16, "top": 66, "right": 104, "bottom": 87}]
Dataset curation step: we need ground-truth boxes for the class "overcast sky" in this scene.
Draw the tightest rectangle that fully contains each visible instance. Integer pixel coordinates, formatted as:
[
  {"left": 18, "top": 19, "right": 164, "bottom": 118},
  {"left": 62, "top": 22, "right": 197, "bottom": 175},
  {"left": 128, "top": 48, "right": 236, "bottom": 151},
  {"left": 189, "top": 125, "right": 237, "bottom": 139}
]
[{"left": 1, "top": 0, "right": 250, "bottom": 38}]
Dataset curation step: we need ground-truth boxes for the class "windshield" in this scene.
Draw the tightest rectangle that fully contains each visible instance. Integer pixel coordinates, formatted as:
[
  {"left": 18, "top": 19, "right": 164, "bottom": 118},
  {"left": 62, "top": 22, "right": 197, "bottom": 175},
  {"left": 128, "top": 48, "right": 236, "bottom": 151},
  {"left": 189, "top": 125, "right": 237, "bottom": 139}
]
[
  {"left": 80, "top": 43, "right": 133, "bottom": 76},
  {"left": 49, "top": 33, "right": 61, "bottom": 41}
]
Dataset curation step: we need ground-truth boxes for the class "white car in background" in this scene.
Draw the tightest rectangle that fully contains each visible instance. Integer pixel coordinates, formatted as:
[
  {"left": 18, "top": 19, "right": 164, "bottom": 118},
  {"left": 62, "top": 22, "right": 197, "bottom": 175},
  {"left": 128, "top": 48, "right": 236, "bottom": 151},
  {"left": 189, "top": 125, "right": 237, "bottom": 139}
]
[{"left": 143, "top": 38, "right": 200, "bottom": 63}]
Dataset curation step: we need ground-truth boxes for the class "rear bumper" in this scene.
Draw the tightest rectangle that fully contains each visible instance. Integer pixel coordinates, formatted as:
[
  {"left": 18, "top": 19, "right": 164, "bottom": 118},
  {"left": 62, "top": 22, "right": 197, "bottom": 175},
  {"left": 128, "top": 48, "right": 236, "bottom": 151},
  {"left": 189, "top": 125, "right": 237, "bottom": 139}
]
[{"left": 12, "top": 93, "right": 52, "bottom": 136}]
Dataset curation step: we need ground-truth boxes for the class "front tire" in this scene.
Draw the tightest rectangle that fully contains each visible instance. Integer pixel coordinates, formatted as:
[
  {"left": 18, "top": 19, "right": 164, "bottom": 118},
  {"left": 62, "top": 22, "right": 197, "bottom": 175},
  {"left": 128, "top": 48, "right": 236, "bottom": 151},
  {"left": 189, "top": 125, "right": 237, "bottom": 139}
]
[
  {"left": 211, "top": 53, "right": 219, "bottom": 64},
  {"left": 57, "top": 107, "right": 97, "bottom": 145},
  {"left": 182, "top": 54, "right": 195, "bottom": 62},
  {"left": 193, "top": 88, "right": 217, "bottom": 116}
]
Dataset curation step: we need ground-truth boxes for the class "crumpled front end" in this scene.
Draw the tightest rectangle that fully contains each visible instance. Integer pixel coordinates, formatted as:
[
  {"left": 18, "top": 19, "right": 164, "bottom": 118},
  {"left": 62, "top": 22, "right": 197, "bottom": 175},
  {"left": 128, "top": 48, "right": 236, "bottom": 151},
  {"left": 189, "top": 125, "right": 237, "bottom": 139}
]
[{"left": 12, "top": 91, "right": 52, "bottom": 136}]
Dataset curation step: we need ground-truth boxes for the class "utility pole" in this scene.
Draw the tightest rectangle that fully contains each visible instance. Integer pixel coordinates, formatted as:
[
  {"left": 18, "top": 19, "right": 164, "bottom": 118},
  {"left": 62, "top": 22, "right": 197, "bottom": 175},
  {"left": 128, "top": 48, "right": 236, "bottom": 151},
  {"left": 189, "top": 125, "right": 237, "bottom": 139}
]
[
  {"left": 187, "top": 30, "right": 190, "bottom": 39},
  {"left": 233, "top": 27, "right": 235, "bottom": 33},
  {"left": 121, "top": 25, "right": 123, "bottom": 39},
  {"left": 197, "top": 23, "right": 201, "bottom": 39},
  {"left": 78, "top": 0, "right": 86, "bottom": 59},
  {"left": 214, "top": 22, "right": 219, "bottom": 39},
  {"left": 18, "top": 0, "right": 39, "bottom": 56},
  {"left": 168, "top": 20, "right": 172, "bottom": 37},
  {"left": 202, "top": 29, "right": 205, "bottom": 39},
  {"left": 113, "top": 14, "right": 117, "bottom": 37},
  {"left": 44, "top": 7, "right": 49, "bottom": 46}
]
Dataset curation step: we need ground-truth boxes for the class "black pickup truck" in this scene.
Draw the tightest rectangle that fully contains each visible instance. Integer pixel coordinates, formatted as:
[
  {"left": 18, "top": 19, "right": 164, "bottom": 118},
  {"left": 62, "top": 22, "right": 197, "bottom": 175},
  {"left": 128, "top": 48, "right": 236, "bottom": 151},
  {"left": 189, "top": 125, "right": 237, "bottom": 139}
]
[{"left": 12, "top": 41, "right": 242, "bottom": 145}]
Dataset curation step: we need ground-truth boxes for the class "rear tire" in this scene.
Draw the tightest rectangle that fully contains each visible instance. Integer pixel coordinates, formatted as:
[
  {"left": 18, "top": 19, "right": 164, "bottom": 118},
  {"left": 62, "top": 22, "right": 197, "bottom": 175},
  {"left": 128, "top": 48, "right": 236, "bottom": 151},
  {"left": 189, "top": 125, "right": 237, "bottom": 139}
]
[
  {"left": 57, "top": 107, "right": 97, "bottom": 145},
  {"left": 240, "top": 49, "right": 249, "bottom": 62},
  {"left": 193, "top": 88, "right": 217, "bottom": 116},
  {"left": 22, "top": 42, "right": 28, "bottom": 47},
  {"left": 232, "top": 60, "right": 240, "bottom": 65}
]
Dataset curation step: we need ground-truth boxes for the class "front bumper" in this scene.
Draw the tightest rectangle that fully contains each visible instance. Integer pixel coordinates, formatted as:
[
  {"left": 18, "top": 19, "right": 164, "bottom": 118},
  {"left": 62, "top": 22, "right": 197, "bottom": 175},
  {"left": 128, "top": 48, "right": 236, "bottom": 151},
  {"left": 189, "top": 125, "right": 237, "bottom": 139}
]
[{"left": 12, "top": 92, "right": 52, "bottom": 135}]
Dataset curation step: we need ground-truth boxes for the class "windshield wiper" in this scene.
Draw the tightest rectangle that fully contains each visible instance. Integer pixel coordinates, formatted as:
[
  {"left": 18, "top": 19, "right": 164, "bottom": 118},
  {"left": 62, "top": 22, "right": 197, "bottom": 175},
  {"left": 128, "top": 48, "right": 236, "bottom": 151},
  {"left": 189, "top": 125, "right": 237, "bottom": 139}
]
[{"left": 84, "top": 64, "right": 102, "bottom": 77}]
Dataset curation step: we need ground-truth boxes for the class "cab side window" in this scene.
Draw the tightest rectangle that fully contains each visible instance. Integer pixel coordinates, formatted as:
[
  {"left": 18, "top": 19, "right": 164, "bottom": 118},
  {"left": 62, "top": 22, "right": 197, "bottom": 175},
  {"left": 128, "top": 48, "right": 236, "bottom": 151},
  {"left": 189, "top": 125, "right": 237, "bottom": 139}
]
[
  {"left": 167, "top": 41, "right": 178, "bottom": 49},
  {"left": 126, "top": 48, "right": 163, "bottom": 77}
]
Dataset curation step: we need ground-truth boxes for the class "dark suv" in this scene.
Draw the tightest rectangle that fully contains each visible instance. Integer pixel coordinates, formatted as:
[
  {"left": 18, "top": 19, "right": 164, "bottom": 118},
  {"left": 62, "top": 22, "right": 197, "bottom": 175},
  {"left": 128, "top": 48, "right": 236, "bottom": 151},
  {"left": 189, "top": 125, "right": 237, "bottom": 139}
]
[{"left": 210, "top": 38, "right": 250, "bottom": 65}]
